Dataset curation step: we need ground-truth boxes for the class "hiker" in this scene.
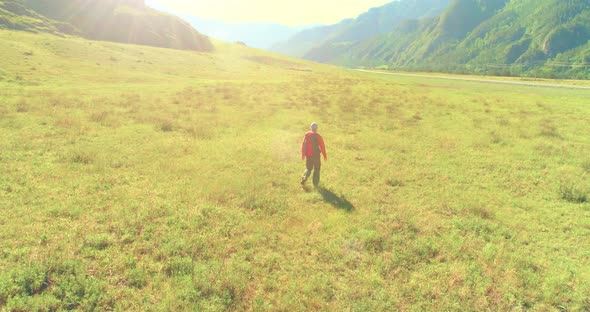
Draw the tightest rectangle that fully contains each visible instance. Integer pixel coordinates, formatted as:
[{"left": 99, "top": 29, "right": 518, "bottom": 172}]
[{"left": 301, "top": 122, "right": 327, "bottom": 187}]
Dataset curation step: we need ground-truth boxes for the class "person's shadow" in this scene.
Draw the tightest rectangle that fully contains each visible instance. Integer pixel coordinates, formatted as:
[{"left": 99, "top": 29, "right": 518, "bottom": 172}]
[{"left": 303, "top": 186, "right": 354, "bottom": 212}]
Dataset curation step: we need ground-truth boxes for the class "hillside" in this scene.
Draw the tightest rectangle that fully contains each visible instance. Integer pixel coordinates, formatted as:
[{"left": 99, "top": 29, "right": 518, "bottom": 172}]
[
  {"left": 0, "top": 0, "right": 213, "bottom": 51},
  {"left": 294, "top": 0, "right": 590, "bottom": 79},
  {"left": 2, "top": 28, "right": 590, "bottom": 310},
  {"left": 271, "top": 0, "right": 451, "bottom": 58},
  {"left": 0, "top": 0, "right": 76, "bottom": 34}
]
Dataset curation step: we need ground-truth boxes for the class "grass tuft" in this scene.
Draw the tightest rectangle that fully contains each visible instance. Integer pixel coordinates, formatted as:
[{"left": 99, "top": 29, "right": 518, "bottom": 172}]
[
  {"left": 539, "top": 120, "right": 561, "bottom": 138},
  {"left": 386, "top": 178, "right": 404, "bottom": 187},
  {"left": 15, "top": 98, "right": 29, "bottom": 112},
  {"left": 160, "top": 119, "right": 175, "bottom": 132},
  {"left": 70, "top": 151, "right": 94, "bottom": 164},
  {"left": 468, "top": 205, "right": 495, "bottom": 219},
  {"left": 127, "top": 269, "right": 147, "bottom": 289},
  {"left": 83, "top": 234, "right": 112, "bottom": 251},
  {"left": 165, "top": 257, "right": 193, "bottom": 277},
  {"left": 89, "top": 111, "right": 109, "bottom": 123}
]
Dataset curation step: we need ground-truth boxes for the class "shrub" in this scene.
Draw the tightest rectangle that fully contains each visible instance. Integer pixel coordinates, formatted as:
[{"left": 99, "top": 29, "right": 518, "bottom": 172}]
[
  {"left": 160, "top": 119, "right": 174, "bottom": 132},
  {"left": 0, "top": 264, "right": 102, "bottom": 310},
  {"left": 50, "top": 261, "right": 105, "bottom": 310},
  {"left": 469, "top": 205, "right": 494, "bottom": 219},
  {"left": 0, "top": 265, "right": 48, "bottom": 302},
  {"left": 89, "top": 111, "right": 109, "bottom": 123},
  {"left": 16, "top": 98, "right": 29, "bottom": 112},
  {"left": 239, "top": 196, "right": 286, "bottom": 216},
  {"left": 354, "top": 229, "right": 387, "bottom": 253},
  {"left": 186, "top": 126, "right": 213, "bottom": 139},
  {"left": 55, "top": 116, "right": 81, "bottom": 129},
  {"left": 559, "top": 184, "right": 587, "bottom": 203},
  {"left": 490, "top": 131, "right": 503, "bottom": 144},
  {"left": 127, "top": 269, "right": 147, "bottom": 289},
  {"left": 386, "top": 178, "right": 404, "bottom": 187},
  {"left": 539, "top": 120, "right": 561, "bottom": 138}
]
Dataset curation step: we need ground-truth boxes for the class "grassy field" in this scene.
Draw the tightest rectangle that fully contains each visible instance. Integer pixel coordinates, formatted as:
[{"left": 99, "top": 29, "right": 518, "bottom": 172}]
[{"left": 1, "top": 29, "right": 590, "bottom": 311}]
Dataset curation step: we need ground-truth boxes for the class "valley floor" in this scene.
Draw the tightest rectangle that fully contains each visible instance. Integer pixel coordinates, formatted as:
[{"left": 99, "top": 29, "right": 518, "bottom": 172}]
[{"left": 1, "top": 31, "right": 589, "bottom": 310}]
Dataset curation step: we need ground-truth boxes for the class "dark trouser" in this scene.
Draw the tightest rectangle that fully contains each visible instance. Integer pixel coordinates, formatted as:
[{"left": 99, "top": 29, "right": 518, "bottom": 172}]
[{"left": 302, "top": 154, "right": 321, "bottom": 186}]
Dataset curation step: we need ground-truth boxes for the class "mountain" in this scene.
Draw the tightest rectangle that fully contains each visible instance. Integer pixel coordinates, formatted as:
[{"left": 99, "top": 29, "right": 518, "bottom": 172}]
[
  {"left": 271, "top": 19, "right": 355, "bottom": 58},
  {"left": 0, "top": 0, "right": 213, "bottom": 51},
  {"left": 289, "top": 0, "right": 590, "bottom": 79},
  {"left": 271, "top": 0, "right": 451, "bottom": 58},
  {"left": 145, "top": 1, "right": 316, "bottom": 50},
  {"left": 347, "top": 0, "right": 590, "bottom": 78}
]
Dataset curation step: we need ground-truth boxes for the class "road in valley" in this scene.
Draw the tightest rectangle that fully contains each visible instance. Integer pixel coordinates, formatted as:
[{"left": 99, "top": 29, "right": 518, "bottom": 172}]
[{"left": 356, "top": 69, "right": 590, "bottom": 90}]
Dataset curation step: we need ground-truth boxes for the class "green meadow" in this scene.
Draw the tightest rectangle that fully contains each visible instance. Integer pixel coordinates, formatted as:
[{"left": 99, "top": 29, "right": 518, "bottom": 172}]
[{"left": 1, "top": 30, "right": 590, "bottom": 311}]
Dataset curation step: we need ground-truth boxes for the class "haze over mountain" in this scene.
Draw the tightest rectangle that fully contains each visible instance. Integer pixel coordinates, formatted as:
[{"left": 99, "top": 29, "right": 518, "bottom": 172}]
[
  {"left": 145, "top": 0, "right": 317, "bottom": 50},
  {"left": 276, "top": 0, "right": 590, "bottom": 78},
  {"left": 179, "top": 16, "right": 319, "bottom": 50},
  {"left": 0, "top": 0, "right": 213, "bottom": 51}
]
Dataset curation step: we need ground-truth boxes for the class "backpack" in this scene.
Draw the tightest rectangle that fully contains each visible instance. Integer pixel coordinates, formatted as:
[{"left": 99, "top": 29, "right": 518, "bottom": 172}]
[{"left": 307, "top": 134, "right": 321, "bottom": 155}]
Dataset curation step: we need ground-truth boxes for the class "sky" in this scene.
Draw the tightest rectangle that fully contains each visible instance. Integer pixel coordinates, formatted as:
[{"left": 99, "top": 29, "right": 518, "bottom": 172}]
[{"left": 151, "top": 0, "right": 394, "bottom": 26}]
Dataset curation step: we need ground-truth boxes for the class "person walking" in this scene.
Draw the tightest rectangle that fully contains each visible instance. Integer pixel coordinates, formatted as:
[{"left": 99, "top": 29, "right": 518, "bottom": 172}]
[{"left": 301, "top": 122, "right": 327, "bottom": 187}]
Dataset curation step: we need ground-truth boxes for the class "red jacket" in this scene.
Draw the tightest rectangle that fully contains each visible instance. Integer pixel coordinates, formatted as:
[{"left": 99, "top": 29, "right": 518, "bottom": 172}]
[{"left": 301, "top": 131, "right": 327, "bottom": 160}]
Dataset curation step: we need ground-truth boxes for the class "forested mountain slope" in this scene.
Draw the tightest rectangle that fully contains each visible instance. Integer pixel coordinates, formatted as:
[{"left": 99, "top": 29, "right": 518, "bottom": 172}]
[
  {"left": 279, "top": 0, "right": 589, "bottom": 79},
  {"left": 344, "top": 0, "right": 590, "bottom": 78},
  {"left": 271, "top": 0, "right": 451, "bottom": 58}
]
